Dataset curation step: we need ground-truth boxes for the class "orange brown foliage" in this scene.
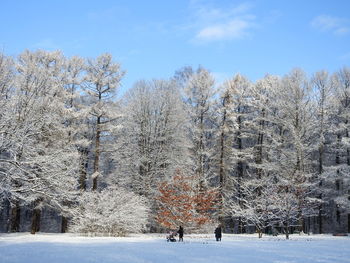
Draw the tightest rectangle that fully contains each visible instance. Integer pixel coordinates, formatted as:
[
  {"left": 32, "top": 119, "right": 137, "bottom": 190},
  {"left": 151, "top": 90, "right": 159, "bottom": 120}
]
[{"left": 156, "top": 169, "right": 218, "bottom": 229}]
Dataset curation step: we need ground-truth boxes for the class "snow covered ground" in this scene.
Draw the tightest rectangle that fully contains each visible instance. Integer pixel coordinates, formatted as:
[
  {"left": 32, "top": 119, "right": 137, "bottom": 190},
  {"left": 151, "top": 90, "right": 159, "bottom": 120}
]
[{"left": 0, "top": 233, "right": 349, "bottom": 263}]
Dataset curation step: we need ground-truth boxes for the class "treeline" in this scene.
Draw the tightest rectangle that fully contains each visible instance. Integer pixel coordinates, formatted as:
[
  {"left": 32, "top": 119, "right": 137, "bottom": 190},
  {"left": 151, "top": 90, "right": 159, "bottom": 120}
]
[{"left": 0, "top": 50, "right": 349, "bottom": 238}]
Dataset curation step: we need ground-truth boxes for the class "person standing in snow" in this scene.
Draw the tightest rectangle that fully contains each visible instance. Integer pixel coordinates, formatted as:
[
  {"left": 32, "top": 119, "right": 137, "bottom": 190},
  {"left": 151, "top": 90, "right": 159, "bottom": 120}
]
[
  {"left": 178, "top": 225, "right": 184, "bottom": 242},
  {"left": 215, "top": 225, "right": 222, "bottom": 241}
]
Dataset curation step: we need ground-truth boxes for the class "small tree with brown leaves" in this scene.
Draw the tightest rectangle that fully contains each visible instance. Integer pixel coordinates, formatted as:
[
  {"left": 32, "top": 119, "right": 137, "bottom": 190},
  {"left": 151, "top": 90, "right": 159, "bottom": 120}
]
[{"left": 156, "top": 169, "right": 218, "bottom": 230}]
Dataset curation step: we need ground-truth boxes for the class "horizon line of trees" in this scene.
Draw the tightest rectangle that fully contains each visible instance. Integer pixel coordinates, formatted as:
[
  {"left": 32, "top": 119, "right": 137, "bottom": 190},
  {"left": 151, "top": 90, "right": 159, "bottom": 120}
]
[{"left": 0, "top": 49, "right": 349, "bottom": 239}]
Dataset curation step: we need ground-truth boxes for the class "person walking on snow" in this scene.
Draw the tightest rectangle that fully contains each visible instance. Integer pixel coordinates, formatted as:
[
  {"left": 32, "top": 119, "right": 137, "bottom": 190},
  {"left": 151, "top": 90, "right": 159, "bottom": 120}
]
[
  {"left": 178, "top": 226, "right": 184, "bottom": 242},
  {"left": 215, "top": 225, "right": 222, "bottom": 241}
]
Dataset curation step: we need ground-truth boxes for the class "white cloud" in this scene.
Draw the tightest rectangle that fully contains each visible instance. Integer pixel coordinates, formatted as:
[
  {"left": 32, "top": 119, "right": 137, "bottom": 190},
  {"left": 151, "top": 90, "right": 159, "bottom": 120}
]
[
  {"left": 190, "top": 2, "right": 256, "bottom": 42},
  {"left": 335, "top": 27, "right": 350, "bottom": 36},
  {"left": 196, "top": 17, "right": 253, "bottom": 41},
  {"left": 195, "top": 2, "right": 253, "bottom": 22},
  {"left": 311, "top": 15, "right": 349, "bottom": 36}
]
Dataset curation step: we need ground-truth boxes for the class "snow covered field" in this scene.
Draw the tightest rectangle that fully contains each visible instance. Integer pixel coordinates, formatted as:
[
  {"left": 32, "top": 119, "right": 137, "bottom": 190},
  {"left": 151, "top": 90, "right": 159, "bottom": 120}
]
[{"left": 0, "top": 233, "right": 349, "bottom": 263}]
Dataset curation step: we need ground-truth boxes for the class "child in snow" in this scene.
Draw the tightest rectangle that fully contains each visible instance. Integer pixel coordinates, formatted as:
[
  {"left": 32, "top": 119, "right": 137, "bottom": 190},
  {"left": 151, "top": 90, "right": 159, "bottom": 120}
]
[{"left": 167, "top": 231, "right": 177, "bottom": 242}]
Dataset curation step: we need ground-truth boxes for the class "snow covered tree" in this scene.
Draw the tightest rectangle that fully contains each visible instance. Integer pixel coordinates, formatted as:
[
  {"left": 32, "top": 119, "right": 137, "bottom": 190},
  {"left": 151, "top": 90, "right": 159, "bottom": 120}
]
[
  {"left": 271, "top": 69, "right": 316, "bottom": 233},
  {"left": 173, "top": 66, "right": 195, "bottom": 90},
  {"left": 113, "top": 79, "right": 189, "bottom": 230},
  {"left": 0, "top": 53, "right": 15, "bottom": 209},
  {"left": 310, "top": 70, "right": 336, "bottom": 233},
  {"left": 218, "top": 74, "right": 256, "bottom": 233},
  {"left": 114, "top": 79, "right": 188, "bottom": 192},
  {"left": 83, "top": 53, "right": 125, "bottom": 190},
  {"left": 62, "top": 55, "right": 90, "bottom": 191},
  {"left": 225, "top": 176, "right": 277, "bottom": 238},
  {"left": 269, "top": 188, "right": 300, "bottom": 239},
  {"left": 0, "top": 50, "right": 79, "bottom": 233},
  {"left": 326, "top": 67, "right": 350, "bottom": 233},
  {"left": 1, "top": 48, "right": 349, "bottom": 235},
  {"left": 226, "top": 75, "right": 280, "bottom": 237},
  {"left": 221, "top": 75, "right": 282, "bottom": 236},
  {"left": 70, "top": 187, "right": 149, "bottom": 236},
  {"left": 214, "top": 79, "right": 238, "bottom": 223},
  {"left": 183, "top": 67, "right": 216, "bottom": 192}
]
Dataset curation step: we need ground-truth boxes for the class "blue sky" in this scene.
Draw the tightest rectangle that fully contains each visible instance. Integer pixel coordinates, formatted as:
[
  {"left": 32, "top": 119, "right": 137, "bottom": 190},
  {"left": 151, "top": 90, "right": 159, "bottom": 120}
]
[{"left": 1, "top": 0, "right": 350, "bottom": 92}]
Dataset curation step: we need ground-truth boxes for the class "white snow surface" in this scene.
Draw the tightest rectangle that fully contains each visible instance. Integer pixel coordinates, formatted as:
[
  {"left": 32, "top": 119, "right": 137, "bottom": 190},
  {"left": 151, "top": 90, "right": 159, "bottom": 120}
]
[{"left": 0, "top": 233, "right": 349, "bottom": 263}]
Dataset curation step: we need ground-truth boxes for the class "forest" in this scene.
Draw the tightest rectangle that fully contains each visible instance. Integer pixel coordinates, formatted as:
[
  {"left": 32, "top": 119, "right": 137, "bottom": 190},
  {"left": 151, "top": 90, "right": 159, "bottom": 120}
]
[{"left": 0, "top": 50, "right": 349, "bottom": 239}]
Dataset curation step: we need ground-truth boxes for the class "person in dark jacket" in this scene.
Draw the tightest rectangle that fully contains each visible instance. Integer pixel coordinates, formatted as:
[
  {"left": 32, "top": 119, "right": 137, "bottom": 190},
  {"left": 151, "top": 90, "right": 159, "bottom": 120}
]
[
  {"left": 178, "top": 225, "right": 184, "bottom": 242},
  {"left": 215, "top": 225, "right": 222, "bottom": 241}
]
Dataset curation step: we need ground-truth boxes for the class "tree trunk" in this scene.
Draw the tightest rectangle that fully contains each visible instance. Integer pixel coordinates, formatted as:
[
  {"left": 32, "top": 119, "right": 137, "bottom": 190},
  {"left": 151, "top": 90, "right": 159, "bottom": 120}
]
[
  {"left": 61, "top": 216, "right": 68, "bottom": 233},
  {"left": 318, "top": 147, "right": 323, "bottom": 234},
  {"left": 92, "top": 116, "right": 101, "bottom": 191},
  {"left": 79, "top": 148, "right": 88, "bottom": 190},
  {"left": 285, "top": 222, "right": 289, "bottom": 240},
  {"left": 298, "top": 215, "right": 304, "bottom": 233},
  {"left": 285, "top": 229, "right": 289, "bottom": 239},
  {"left": 218, "top": 105, "right": 227, "bottom": 225},
  {"left": 318, "top": 205, "right": 323, "bottom": 234},
  {"left": 30, "top": 207, "right": 41, "bottom": 234},
  {"left": 198, "top": 112, "right": 205, "bottom": 191},
  {"left": 238, "top": 217, "right": 245, "bottom": 234},
  {"left": 236, "top": 114, "right": 245, "bottom": 234},
  {"left": 9, "top": 201, "right": 21, "bottom": 232},
  {"left": 256, "top": 108, "right": 265, "bottom": 190}
]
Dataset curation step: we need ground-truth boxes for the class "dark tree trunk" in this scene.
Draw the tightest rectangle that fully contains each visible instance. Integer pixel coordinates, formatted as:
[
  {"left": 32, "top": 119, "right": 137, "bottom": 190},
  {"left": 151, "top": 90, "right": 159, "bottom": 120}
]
[
  {"left": 285, "top": 225, "right": 290, "bottom": 240},
  {"left": 256, "top": 109, "right": 265, "bottom": 195},
  {"left": 79, "top": 148, "right": 89, "bottom": 190},
  {"left": 198, "top": 112, "right": 205, "bottom": 191},
  {"left": 92, "top": 115, "right": 101, "bottom": 191},
  {"left": 236, "top": 113, "right": 245, "bottom": 234},
  {"left": 9, "top": 201, "right": 21, "bottom": 232},
  {"left": 218, "top": 97, "right": 227, "bottom": 225},
  {"left": 336, "top": 134, "right": 341, "bottom": 165},
  {"left": 318, "top": 144, "right": 324, "bottom": 234},
  {"left": 61, "top": 216, "right": 68, "bottom": 233},
  {"left": 218, "top": 128, "right": 225, "bottom": 226},
  {"left": 238, "top": 217, "right": 245, "bottom": 234},
  {"left": 298, "top": 211, "right": 304, "bottom": 233},
  {"left": 30, "top": 207, "right": 41, "bottom": 234},
  {"left": 318, "top": 204, "right": 323, "bottom": 234}
]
